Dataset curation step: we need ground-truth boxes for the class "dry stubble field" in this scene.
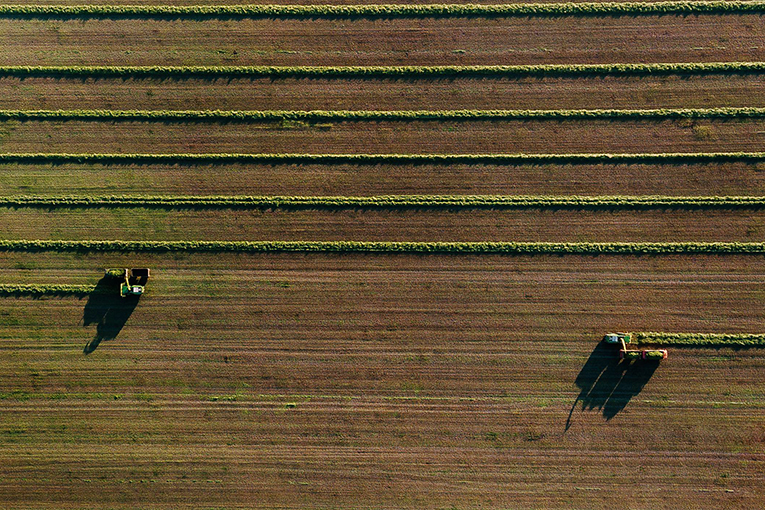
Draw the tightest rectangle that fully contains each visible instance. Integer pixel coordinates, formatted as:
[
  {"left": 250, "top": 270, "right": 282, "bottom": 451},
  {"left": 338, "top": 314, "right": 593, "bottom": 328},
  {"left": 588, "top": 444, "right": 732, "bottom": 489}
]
[{"left": 1, "top": 5, "right": 765, "bottom": 510}]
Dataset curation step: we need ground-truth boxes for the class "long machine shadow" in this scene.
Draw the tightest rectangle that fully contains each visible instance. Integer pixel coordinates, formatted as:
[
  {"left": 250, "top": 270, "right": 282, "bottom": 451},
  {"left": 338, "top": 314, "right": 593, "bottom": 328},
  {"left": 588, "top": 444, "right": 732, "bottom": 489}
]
[
  {"left": 566, "top": 341, "right": 660, "bottom": 429},
  {"left": 82, "top": 277, "right": 139, "bottom": 354}
]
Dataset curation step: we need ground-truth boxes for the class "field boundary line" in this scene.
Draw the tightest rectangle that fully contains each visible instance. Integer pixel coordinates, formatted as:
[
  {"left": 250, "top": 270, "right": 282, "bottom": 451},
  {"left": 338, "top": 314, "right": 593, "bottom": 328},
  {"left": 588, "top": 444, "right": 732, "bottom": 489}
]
[
  {"left": 4, "top": 108, "right": 765, "bottom": 123},
  {"left": 2, "top": 2, "right": 765, "bottom": 19},
  {"left": 2, "top": 152, "right": 765, "bottom": 165},
  {"left": 4, "top": 195, "right": 765, "bottom": 210},
  {"left": 634, "top": 332, "right": 765, "bottom": 347},
  {"left": 2, "top": 240, "right": 765, "bottom": 255},
  {"left": 1, "top": 62, "right": 764, "bottom": 79}
]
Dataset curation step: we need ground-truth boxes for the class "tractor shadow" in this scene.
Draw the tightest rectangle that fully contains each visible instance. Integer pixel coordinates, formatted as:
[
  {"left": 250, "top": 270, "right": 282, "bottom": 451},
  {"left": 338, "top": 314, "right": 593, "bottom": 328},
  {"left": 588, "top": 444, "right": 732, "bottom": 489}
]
[
  {"left": 81, "top": 276, "right": 140, "bottom": 354},
  {"left": 565, "top": 341, "right": 660, "bottom": 430}
]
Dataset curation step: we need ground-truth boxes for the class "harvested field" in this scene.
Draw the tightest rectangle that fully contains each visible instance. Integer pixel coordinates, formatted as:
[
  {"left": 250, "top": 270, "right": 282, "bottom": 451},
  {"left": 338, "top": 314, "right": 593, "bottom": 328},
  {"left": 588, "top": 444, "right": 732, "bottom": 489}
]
[
  {"left": 5, "top": 75, "right": 765, "bottom": 111},
  {"left": 2, "top": 118, "right": 765, "bottom": 154},
  {"left": 2, "top": 160, "right": 764, "bottom": 197},
  {"left": 1, "top": 207, "right": 765, "bottom": 243},
  {"left": 2, "top": 1, "right": 765, "bottom": 508},
  {"left": 1, "top": 253, "right": 764, "bottom": 508},
  {"left": 1, "top": 15, "right": 764, "bottom": 66}
]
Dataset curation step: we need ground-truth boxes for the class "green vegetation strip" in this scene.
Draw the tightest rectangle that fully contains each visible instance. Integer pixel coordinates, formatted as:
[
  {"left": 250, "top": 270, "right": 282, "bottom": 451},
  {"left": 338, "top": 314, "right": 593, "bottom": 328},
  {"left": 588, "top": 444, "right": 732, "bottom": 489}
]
[
  {"left": 1, "top": 240, "right": 765, "bottom": 255},
  {"left": 2, "top": 2, "right": 765, "bottom": 18},
  {"left": 634, "top": 332, "right": 765, "bottom": 347},
  {"left": 0, "top": 284, "right": 96, "bottom": 296},
  {"left": 2, "top": 152, "right": 765, "bottom": 165},
  {"left": 4, "top": 108, "right": 765, "bottom": 123},
  {"left": 4, "top": 195, "right": 765, "bottom": 210},
  {"left": 2, "top": 62, "right": 765, "bottom": 79}
]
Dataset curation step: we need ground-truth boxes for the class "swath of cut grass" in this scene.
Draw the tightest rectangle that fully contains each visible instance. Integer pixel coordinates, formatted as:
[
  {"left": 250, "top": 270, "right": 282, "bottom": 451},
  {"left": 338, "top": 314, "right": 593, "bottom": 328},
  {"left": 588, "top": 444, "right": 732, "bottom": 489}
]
[
  {"left": 2, "top": 2, "right": 765, "bottom": 19},
  {"left": 0, "top": 284, "right": 96, "bottom": 297},
  {"left": 633, "top": 332, "right": 765, "bottom": 347},
  {"left": 2, "top": 152, "right": 765, "bottom": 166},
  {"left": 1, "top": 240, "right": 765, "bottom": 255},
  {"left": 3, "top": 108, "right": 765, "bottom": 123},
  {"left": 3, "top": 195, "right": 765, "bottom": 210},
  {"left": 1, "top": 62, "right": 764, "bottom": 80}
]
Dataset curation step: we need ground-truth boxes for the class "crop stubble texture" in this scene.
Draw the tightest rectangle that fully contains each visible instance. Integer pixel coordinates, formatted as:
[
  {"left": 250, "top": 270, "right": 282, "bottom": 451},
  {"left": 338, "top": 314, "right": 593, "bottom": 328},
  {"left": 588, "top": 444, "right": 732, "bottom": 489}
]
[
  {"left": 3, "top": 118, "right": 765, "bottom": 154},
  {"left": 4, "top": 75, "right": 765, "bottom": 111},
  {"left": 1, "top": 254, "right": 764, "bottom": 508},
  {"left": 1, "top": 15, "right": 764, "bottom": 66},
  {"left": 2, "top": 4, "right": 765, "bottom": 510},
  {"left": 2, "top": 161, "right": 764, "bottom": 196}
]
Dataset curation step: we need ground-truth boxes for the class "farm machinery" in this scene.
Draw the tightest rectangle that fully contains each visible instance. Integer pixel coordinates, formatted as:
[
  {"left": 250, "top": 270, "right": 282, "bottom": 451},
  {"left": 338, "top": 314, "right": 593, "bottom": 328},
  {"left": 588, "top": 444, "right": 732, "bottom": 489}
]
[
  {"left": 105, "top": 268, "right": 150, "bottom": 297},
  {"left": 603, "top": 332, "right": 667, "bottom": 360}
]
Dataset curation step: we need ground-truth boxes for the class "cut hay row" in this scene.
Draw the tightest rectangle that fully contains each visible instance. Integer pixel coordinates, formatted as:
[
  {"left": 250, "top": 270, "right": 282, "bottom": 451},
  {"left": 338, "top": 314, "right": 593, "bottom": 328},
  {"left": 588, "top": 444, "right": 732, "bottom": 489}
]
[
  {"left": 1, "top": 62, "right": 764, "bottom": 79},
  {"left": 4, "top": 108, "right": 765, "bottom": 123},
  {"left": 4, "top": 195, "right": 765, "bottom": 210},
  {"left": 2, "top": 2, "right": 765, "bottom": 19},
  {"left": 2, "top": 240, "right": 765, "bottom": 255},
  {"left": 634, "top": 332, "right": 765, "bottom": 347},
  {"left": 2, "top": 152, "right": 765, "bottom": 166},
  {"left": 0, "top": 284, "right": 96, "bottom": 297}
]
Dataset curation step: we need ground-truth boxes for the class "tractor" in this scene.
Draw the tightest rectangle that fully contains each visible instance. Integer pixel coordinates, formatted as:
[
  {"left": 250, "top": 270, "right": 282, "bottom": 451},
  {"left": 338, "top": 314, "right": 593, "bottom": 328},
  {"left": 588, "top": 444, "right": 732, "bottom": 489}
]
[
  {"left": 603, "top": 332, "right": 631, "bottom": 345},
  {"left": 105, "top": 268, "right": 150, "bottom": 297},
  {"left": 604, "top": 332, "right": 667, "bottom": 360}
]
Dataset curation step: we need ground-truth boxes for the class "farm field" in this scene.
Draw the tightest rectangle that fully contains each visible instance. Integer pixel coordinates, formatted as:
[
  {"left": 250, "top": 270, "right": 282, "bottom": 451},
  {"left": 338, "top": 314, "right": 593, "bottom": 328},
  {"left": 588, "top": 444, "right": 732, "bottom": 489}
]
[
  {"left": 2, "top": 207, "right": 765, "bottom": 242},
  {"left": 3, "top": 118, "right": 765, "bottom": 154},
  {"left": 5, "top": 75, "right": 765, "bottom": 111},
  {"left": 2, "top": 3, "right": 765, "bottom": 509},
  {"left": 3, "top": 161, "right": 765, "bottom": 196},
  {"left": 2, "top": 253, "right": 765, "bottom": 508},
  {"left": 2, "top": 15, "right": 765, "bottom": 66}
]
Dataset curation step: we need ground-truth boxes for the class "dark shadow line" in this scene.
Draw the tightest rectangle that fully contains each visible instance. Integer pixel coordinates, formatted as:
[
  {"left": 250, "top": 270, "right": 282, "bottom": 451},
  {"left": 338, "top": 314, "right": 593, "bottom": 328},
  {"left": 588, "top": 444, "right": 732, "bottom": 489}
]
[
  {"left": 2, "top": 155, "right": 765, "bottom": 168},
  {"left": 3, "top": 69, "right": 765, "bottom": 82}
]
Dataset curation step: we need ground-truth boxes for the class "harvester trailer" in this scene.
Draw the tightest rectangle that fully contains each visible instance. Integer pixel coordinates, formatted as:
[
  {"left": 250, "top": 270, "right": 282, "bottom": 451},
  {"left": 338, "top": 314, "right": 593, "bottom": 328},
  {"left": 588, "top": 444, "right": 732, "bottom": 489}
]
[
  {"left": 603, "top": 332, "right": 667, "bottom": 360},
  {"left": 105, "top": 268, "right": 150, "bottom": 297}
]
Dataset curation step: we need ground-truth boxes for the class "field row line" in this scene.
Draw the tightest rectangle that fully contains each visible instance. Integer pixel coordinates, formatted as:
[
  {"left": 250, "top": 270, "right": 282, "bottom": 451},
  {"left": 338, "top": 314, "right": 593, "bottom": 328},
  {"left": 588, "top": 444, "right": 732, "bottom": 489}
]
[
  {"left": 2, "top": 62, "right": 765, "bottom": 79},
  {"left": 4, "top": 108, "right": 765, "bottom": 123},
  {"left": 2, "top": 2, "right": 764, "bottom": 19},
  {"left": 4, "top": 195, "right": 765, "bottom": 210},
  {"left": 3, "top": 240, "right": 765, "bottom": 255},
  {"left": 634, "top": 332, "right": 765, "bottom": 347},
  {"left": 2, "top": 152, "right": 765, "bottom": 165}
]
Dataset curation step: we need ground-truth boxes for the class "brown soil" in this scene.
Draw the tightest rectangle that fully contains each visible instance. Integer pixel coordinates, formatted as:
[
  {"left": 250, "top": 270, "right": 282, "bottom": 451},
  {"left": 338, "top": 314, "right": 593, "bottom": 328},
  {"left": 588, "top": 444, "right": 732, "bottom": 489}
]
[
  {"left": 2, "top": 207, "right": 765, "bottom": 243},
  {"left": 2, "top": 161, "right": 764, "bottom": 197},
  {"left": 3, "top": 8, "right": 765, "bottom": 510},
  {"left": 3, "top": 118, "right": 765, "bottom": 154},
  {"left": 4, "top": 75, "right": 765, "bottom": 112},
  {"left": 0, "top": 253, "right": 763, "bottom": 508},
  {"left": 0, "top": 16, "right": 763, "bottom": 66}
]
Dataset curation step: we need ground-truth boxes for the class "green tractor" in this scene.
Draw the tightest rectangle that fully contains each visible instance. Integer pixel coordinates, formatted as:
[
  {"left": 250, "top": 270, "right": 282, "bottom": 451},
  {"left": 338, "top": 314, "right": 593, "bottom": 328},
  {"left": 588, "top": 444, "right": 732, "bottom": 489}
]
[
  {"left": 105, "top": 268, "right": 150, "bottom": 297},
  {"left": 604, "top": 332, "right": 667, "bottom": 360},
  {"left": 603, "top": 332, "right": 631, "bottom": 345}
]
